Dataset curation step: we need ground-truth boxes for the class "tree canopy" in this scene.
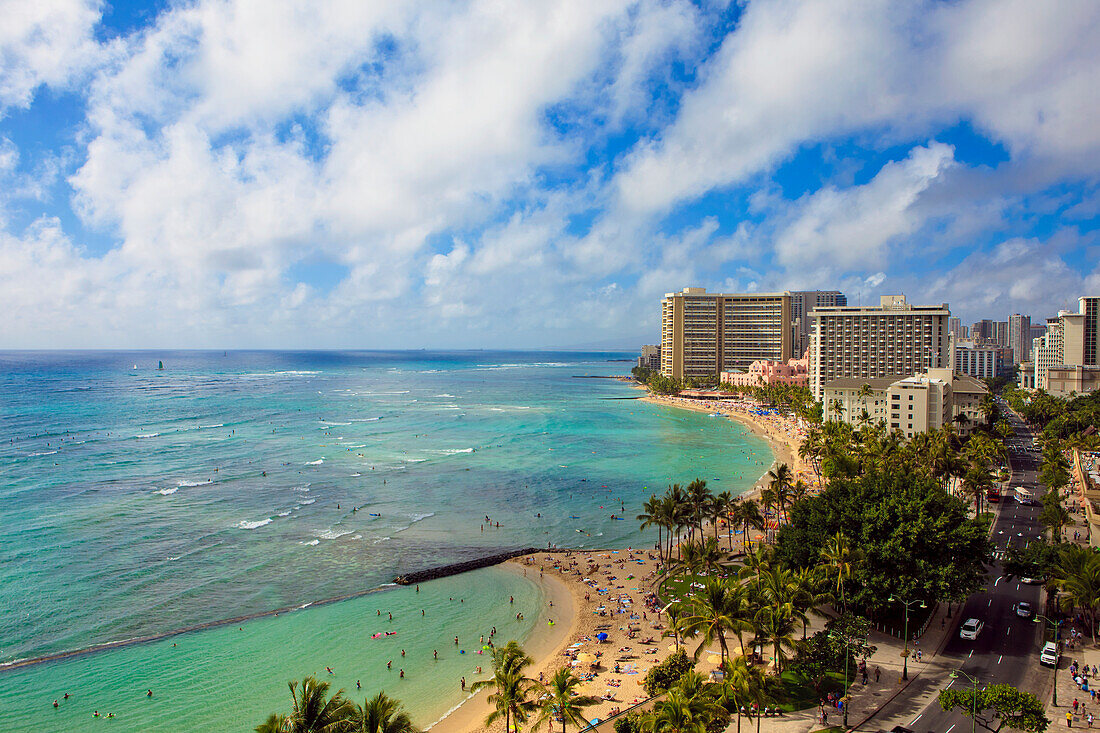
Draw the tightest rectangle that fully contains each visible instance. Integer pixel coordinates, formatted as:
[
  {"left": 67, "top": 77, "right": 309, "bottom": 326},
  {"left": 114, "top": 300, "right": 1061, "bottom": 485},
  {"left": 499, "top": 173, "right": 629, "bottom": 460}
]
[
  {"left": 774, "top": 467, "right": 990, "bottom": 611},
  {"left": 938, "top": 684, "right": 1049, "bottom": 733}
]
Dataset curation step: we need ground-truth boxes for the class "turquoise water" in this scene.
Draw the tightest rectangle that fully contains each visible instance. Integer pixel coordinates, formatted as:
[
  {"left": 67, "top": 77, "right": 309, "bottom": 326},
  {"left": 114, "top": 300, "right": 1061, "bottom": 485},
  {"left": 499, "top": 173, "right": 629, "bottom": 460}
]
[{"left": 0, "top": 351, "right": 772, "bottom": 730}]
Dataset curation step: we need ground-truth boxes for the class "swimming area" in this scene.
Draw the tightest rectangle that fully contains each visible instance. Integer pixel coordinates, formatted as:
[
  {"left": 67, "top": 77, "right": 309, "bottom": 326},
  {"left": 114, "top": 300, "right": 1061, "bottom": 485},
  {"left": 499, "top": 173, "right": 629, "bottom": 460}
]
[{"left": 0, "top": 350, "right": 772, "bottom": 730}]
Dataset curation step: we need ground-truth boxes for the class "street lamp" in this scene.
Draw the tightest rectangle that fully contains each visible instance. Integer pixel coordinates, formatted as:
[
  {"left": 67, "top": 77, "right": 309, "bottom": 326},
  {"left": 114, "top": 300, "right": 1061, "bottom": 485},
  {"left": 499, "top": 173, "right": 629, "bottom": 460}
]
[
  {"left": 949, "top": 669, "right": 980, "bottom": 733},
  {"left": 831, "top": 625, "right": 866, "bottom": 729},
  {"left": 1035, "top": 614, "right": 1063, "bottom": 707},
  {"left": 888, "top": 595, "right": 927, "bottom": 680}
]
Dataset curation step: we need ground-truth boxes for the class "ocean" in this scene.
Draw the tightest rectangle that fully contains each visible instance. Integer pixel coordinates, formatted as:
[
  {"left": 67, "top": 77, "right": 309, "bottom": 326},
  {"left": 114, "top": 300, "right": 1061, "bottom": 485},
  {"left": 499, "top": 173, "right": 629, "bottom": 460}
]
[{"left": 0, "top": 350, "right": 773, "bottom": 731}]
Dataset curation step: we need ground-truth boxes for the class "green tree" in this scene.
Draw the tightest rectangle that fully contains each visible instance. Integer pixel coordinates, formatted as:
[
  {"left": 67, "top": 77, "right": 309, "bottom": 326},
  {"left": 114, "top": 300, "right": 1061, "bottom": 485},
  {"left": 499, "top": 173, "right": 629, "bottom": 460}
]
[
  {"left": 819, "top": 532, "right": 860, "bottom": 614},
  {"left": 938, "top": 684, "right": 1049, "bottom": 732},
  {"left": 286, "top": 676, "right": 357, "bottom": 733},
  {"left": 775, "top": 467, "right": 989, "bottom": 613},
  {"left": 256, "top": 714, "right": 290, "bottom": 733},
  {"left": 353, "top": 692, "right": 420, "bottom": 733},
  {"left": 533, "top": 667, "right": 599, "bottom": 733},
  {"left": 643, "top": 648, "right": 695, "bottom": 696},
  {"left": 471, "top": 642, "right": 537, "bottom": 733}
]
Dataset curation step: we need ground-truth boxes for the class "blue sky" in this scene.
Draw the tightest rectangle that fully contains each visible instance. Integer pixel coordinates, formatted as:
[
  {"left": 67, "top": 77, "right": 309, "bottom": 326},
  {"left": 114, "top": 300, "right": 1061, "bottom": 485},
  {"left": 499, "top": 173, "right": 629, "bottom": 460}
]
[{"left": 1, "top": 0, "right": 1099, "bottom": 349}]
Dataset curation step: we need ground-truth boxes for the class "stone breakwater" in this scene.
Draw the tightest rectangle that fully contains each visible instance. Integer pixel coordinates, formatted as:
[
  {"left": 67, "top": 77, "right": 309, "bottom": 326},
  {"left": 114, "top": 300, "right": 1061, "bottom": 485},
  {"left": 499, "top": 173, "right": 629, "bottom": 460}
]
[{"left": 394, "top": 547, "right": 542, "bottom": 585}]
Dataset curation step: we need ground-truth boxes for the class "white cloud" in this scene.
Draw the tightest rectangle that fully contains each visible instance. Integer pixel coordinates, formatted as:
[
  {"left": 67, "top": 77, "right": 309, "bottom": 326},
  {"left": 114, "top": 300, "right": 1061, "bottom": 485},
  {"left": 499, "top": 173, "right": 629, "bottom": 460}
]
[
  {"left": 0, "top": 0, "right": 105, "bottom": 112},
  {"left": 773, "top": 142, "right": 955, "bottom": 271},
  {"left": 613, "top": 0, "right": 1100, "bottom": 216}
]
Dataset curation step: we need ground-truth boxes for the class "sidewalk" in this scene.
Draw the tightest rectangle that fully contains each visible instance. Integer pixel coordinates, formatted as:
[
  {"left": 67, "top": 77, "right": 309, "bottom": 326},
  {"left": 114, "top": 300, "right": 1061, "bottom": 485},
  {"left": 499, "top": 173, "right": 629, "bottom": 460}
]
[{"left": 721, "top": 602, "right": 958, "bottom": 733}]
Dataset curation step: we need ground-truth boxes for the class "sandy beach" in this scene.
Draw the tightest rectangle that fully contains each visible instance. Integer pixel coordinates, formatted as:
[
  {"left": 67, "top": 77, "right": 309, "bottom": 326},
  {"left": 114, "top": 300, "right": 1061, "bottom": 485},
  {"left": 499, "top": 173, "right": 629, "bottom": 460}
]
[
  {"left": 429, "top": 549, "right": 679, "bottom": 732},
  {"left": 430, "top": 390, "right": 810, "bottom": 733}
]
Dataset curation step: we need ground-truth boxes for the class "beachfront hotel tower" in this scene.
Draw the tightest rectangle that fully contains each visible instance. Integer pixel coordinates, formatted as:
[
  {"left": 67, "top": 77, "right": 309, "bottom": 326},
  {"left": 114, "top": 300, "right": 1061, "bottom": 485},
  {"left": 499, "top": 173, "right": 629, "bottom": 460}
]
[
  {"left": 660, "top": 288, "right": 792, "bottom": 380},
  {"left": 809, "top": 295, "right": 951, "bottom": 400}
]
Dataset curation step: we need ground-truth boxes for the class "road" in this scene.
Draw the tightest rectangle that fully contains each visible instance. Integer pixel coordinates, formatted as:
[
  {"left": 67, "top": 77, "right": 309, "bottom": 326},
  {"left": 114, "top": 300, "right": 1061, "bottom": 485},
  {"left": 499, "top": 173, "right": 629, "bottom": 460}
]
[{"left": 868, "top": 398, "right": 1052, "bottom": 733}]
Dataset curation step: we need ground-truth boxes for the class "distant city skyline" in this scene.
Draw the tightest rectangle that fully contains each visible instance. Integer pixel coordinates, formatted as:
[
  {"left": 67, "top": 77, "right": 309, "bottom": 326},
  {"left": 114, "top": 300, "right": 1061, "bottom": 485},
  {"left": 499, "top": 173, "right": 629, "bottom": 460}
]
[{"left": 1, "top": 0, "right": 1099, "bottom": 349}]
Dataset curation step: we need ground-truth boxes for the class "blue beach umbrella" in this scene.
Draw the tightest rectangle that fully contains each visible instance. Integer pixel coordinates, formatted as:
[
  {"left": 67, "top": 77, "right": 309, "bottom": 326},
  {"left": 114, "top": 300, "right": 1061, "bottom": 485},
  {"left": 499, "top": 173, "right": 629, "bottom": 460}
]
[{"left": 596, "top": 632, "right": 608, "bottom": 641}]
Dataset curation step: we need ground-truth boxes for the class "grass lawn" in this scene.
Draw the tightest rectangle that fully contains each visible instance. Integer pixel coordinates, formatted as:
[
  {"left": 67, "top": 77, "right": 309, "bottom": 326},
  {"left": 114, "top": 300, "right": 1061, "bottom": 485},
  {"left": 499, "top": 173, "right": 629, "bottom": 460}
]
[
  {"left": 657, "top": 564, "right": 742, "bottom": 605},
  {"left": 772, "top": 669, "right": 847, "bottom": 712}
]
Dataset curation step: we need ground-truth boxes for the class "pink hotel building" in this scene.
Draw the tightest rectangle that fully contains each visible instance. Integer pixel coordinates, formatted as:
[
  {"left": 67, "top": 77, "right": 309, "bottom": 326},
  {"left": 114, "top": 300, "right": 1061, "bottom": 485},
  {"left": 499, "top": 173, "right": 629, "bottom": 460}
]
[{"left": 720, "top": 350, "right": 810, "bottom": 388}]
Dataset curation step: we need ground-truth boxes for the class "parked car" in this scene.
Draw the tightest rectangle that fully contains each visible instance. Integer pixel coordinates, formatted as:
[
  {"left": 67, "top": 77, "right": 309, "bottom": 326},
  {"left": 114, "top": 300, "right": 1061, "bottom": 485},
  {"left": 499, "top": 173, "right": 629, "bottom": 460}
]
[
  {"left": 1040, "top": 641, "right": 1060, "bottom": 667},
  {"left": 1016, "top": 601, "right": 1032, "bottom": 618},
  {"left": 960, "top": 618, "right": 984, "bottom": 640}
]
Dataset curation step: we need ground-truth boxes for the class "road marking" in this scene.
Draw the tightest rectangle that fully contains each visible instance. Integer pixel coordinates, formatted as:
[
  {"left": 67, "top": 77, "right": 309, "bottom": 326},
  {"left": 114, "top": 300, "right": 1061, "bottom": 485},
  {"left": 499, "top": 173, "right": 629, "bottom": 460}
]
[
  {"left": 988, "top": 599, "right": 993, "bottom": 606},
  {"left": 969, "top": 650, "right": 974, "bottom": 658},
  {"left": 911, "top": 714, "right": 923, "bottom": 724},
  {"left": 946, "top": 724, "right": 957, "bottom": 733},
  {"left": 998, "top": 655, "right": 1003, "bottom": 664},
  {"left": 995, "top": 575, "right": 1002, "bottom": 586},
  {"left": 1007, "top": 627, "right": 1011, "bottom": 636},
  {"left": 946, "top": 678, "right": 955, "bottom": 688}
]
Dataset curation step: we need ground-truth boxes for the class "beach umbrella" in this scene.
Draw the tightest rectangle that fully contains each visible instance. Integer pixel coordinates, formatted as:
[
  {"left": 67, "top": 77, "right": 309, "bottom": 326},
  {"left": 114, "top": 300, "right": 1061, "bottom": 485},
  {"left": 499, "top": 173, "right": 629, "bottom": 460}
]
[
  {"left": 596, "top": 632, "right": 608, "bottom": 641},
  {"left": 577, "top": 653, "right": 597, "bottom": 662},
  {"left": 707, "top": 654, "right": 721, "bottom": 664}
]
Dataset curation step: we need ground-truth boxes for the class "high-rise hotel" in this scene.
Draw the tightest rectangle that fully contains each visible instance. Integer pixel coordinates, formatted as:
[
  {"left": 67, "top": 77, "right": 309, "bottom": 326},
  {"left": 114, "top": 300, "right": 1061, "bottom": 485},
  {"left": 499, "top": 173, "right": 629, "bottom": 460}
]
[
  {"left": 659, "top": 288, "right": 793, "bottom": 380},
  {"left": 809, "top": 295, "right": 951, "bottom": 400}
]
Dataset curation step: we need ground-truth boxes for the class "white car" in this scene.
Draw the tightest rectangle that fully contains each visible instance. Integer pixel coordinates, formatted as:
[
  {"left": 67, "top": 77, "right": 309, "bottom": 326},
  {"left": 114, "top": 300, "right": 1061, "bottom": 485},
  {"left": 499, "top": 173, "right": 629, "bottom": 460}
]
[
  {"left": 1040, "top": 641, "right": 1060, "bottom": 667},
  {"left": 960, "top": 618, "right": 984, "bottom": 640},
  {"left": 1016, "top": 601, "right": 1032, "bottom": 618}
]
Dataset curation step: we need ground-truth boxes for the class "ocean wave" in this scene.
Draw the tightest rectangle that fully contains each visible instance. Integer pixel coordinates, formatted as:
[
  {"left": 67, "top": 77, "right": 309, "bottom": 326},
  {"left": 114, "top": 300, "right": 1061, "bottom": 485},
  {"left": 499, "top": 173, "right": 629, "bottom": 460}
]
[
  {"left": 292, "top": 485, "right": 311, "bottom": 492},
  {"left": 154, "top": 488, "right": 179, "bottom": 496},
  {"left": 199, "top": 423, "right": 224, "bottom": 429},
  {"left": 305, "top": 458, "right": 324, "bottom": 465},
  {"left": 372, "top": 536, "right": 391, "bottom": 544},
  {"left": 177, "top": 479, "right": 213, "bottom": 487},
  {"left": 315, "top": 528, "right": 354, "bottom": 540},
  {"left": 302, "top": 539, "right": 320, "bottom": 546},
  {"left": 346, "top": 444, "right": 367, "bottom": 448},
  {"left": 435, "top": 394, "right": 455, "bottom": 398},
  {"left": 28, "top": 450, "right": 59, "bottom": 456},
  {"left": 431, "top": 447, "right": 474, "bottom": 455},
  {"left": 134, "top": 433, "right": 160, "bottom": 439},
  {"left": 299, "top": 498, "right": 316, "bottom": 505},
  {"left": 318, "top": 421, "right": 351, "bottom": 427},
  {"left": 277, "top": 510, "right": 292, "bottom": 517},
  {"left": 409, "top": 512, "right": 434, "bottom": 523},
  {"left": 273, "top": 370, "right": 321, "bottom": 376},
  {"left": 349, "top": 417, "right": 381, "bottom": 422},
  {"left": 236, "top": 518, "right": 273, "bottom": 530}
]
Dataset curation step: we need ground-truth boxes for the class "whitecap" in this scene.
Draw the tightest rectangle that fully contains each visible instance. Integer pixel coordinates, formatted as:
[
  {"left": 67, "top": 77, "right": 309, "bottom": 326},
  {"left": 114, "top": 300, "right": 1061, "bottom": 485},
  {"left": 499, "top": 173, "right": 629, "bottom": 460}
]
[
  {"left": 236, "top": 518, "right": 273, "bottom": 530},
  {"left": 409, "top": 512, "right": 434, "bottom": 523},
  {"left": 177, "top": 479, "right": 213, "bottom": 487},
  {"left": 277, "top": 510, "right": 292, "bottom": 517},
  {"left": 302, "top": 540, "right": 320, "bottom": 546},
  {"left": 316, "top": 528, "right": 354, "bottom": 540},
  {"left": 305, "top": 458, "right": 324, "bottom": 465},
  {"left": 299, "top": 498, "right": 317, "bottom": 505},
  {"left": 135, "top": 433, "right": 160, "bottom": 439},
  {"left": 318, "top": 421, "right": 351, "bottom": 427},
  {"left": 200, "top": 423, "right": 224, "bottom": 429},
  {"left": 154, "top": 487, "right": 179, "bottom": 496},
  {"left": 28, "top": 450, "right": 59, "bottom": 456},
  {"left": 292, "top": 485, "right": 311, "bottom": 493},
  {"left": 435, "top": 394, "right": 455, "bottom": 398},
  {"left": 372, "top": 536, "right": 392, "bottom": 544}
]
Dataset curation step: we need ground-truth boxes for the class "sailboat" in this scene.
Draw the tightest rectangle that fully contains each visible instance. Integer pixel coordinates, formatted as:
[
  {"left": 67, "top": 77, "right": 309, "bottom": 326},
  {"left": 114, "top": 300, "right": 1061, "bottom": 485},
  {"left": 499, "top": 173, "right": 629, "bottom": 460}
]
[{"left": 158, "top": 360, "right": 164, "bottom": 370}]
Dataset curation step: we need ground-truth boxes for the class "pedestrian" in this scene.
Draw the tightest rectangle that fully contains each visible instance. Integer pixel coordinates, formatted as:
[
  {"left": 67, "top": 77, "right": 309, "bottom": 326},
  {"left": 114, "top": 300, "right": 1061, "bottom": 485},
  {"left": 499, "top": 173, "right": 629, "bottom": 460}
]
[
  {"left": 875, "top": 666, "right": 881, "bottom": 683},
  {"left": 1088, "top": 712, "right": 1093, "bottom": 727},
  {"left": 1076, "top": 699, "right": 1080, "bottom": 713},
  {"left": 461, "top": 677, "right": 465, "bottom": 691}
]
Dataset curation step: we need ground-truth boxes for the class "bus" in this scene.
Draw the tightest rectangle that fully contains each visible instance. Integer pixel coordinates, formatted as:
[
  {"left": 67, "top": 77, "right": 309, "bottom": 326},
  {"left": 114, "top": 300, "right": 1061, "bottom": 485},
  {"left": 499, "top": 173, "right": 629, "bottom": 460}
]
[{"left": 987, "top": 486, "right": 1001, "bottom": 503}]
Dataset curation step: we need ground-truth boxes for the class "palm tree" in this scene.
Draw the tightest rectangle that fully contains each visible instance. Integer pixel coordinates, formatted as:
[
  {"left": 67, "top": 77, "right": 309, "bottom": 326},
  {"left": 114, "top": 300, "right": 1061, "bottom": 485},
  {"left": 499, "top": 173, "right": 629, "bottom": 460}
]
[
  {"left": 533, "top": 667, "right": 599, "bottom": 733},
  {"left": 256, "top": 714, "right": 290, "bottom": 733},
  {"left": 764, "top": 463, "right": 793, "bottom": 523},
  {"left": 686, "top": 479, "right": 713, "bottom": 542},
  {"left": 472, "top": 642, "right": 537, "bottom": 733},
  {"left": 353, "top": 692, "right": 420, "bottom": 733},
  {"left": 1054, "top": 554, "right": 1100, "bottom": 643},
  {"left": 738, "top": 500, "right": 764, "bottom": 551},
  {"left": 678, "top": 577, "right": 740, "bottom": 664},
  {"left": 286, "top": 676, "right": 357, "bottom": 733},
  {"left": 820, "top": 532, "right": 859, "bottom": 613},
  {"left": 720, "top": 656, "right": 768, "bottom": 733},
  {"left": 637, "top": 495, "right": 664, "bottom": 564},
  {"left": 642, "top": 686, "right": 713, "bottom": 733},
  {"left": 714, "top": 490, "right": 736, "bottom": 550}
]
